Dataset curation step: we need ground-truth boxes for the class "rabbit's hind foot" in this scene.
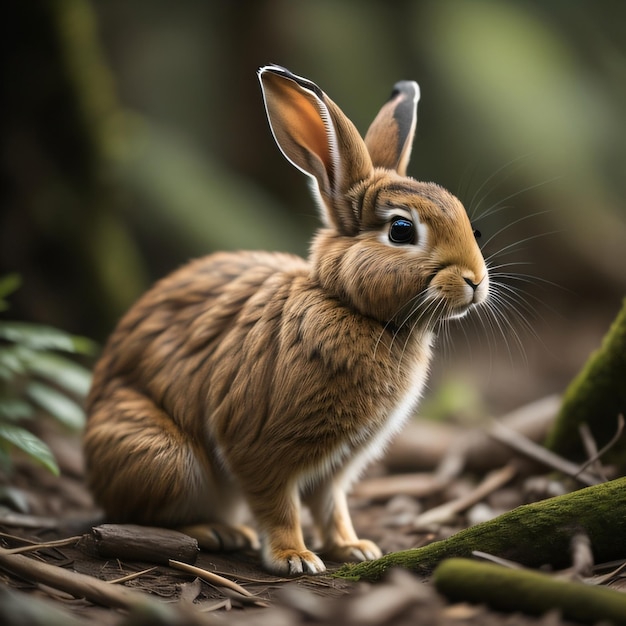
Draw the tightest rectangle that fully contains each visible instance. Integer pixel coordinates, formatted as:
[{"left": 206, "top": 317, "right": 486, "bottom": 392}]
[
  {"left": 181, "top": 522, "right": 260, "bottom": 552},
  {"left": 322, "top": 539, "right": 382, "bottom": 564}
]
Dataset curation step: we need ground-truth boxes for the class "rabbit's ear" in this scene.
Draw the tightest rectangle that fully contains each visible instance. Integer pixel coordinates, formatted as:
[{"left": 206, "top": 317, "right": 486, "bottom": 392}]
[
  {"left": 259, "top": 65, "right": 372, "bottom": 234},
  {"left": 364, "top": 81, "right": 420, "bottom": 176}
]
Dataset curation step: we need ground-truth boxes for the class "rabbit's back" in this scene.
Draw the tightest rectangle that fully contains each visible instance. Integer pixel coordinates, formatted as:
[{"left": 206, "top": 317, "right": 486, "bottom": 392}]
[{"left": 87, "top": 250, "right": 308, "bottom": 429}]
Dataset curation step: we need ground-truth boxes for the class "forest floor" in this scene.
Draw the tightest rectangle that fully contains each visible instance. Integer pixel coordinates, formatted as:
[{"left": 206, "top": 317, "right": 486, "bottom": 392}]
[{"left": 1, "top": 405, "right": 624, "bottom": 626}]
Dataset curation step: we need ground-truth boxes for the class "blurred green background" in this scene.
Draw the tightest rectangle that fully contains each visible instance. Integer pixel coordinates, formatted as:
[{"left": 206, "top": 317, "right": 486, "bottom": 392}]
[{"left": 3, "top": 0, "right": 625, "bottom": 415}]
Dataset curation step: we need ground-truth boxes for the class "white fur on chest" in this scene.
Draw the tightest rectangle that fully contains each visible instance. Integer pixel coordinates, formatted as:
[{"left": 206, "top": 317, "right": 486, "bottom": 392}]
[{"left": 338, "top": 359, "right": 430, "bottom": 490}]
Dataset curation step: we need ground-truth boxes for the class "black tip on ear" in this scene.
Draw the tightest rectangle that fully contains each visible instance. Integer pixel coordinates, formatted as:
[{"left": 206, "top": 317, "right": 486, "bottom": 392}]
[
  {"left": 258, "top": 65, "right": 324, "bottom": 99},
  {"left": 389, "top": 81, "right": 420, "bottom": 136}
]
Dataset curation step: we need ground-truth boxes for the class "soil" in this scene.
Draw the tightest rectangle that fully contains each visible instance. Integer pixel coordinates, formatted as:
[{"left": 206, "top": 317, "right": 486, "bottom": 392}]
[{"left": 2, "top": 423, "right": 620, "bottom": 626}]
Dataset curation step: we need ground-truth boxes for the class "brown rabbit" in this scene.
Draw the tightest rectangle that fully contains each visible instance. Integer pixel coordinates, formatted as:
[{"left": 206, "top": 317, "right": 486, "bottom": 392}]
[{"left": 83, "top": 65, "right": 489, "bottom": 575}]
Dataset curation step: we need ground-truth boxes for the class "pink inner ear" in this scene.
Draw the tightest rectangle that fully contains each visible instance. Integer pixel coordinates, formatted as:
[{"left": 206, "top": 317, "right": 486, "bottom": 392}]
[{"left": 288, "top": 92, "right": 333, "bottom": 174}]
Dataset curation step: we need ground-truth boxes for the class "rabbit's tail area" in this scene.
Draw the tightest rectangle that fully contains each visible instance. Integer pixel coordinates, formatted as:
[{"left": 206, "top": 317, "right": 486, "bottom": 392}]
[{"left": 83, "top": 385, "right": 218, "bottom": 528}]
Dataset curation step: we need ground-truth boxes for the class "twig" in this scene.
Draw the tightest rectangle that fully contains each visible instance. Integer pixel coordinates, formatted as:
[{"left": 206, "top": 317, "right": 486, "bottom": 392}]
[
  {"left": 587, "top": 560, "right": 626, "bottom": 586},
  {"left": 575, "top": 414, "right": 624, "bottom": 479},
  {"left": 0, "top": 546, "right": 153, "bottom": 610},
  {"left": 210, "top": 569, "right": 291, "bottom": 584},
  {"left": 413, "top": 463, "right": 518, "bottom": 529},
  {"left": 0, "top": 511, "right": 59, "bottom": 529},
  {"left": 3, "top": 536, "right": 82, "bottom": 555},
  {"left": 578, "top": 423, "right": 608, "bottom": 482},
  {"left": 168, "top": 559, "right": 269, "bottom": 607},
  {"left": 106, "top": 566, "right": 158, "bottom": 584},
  {"left": 352, "top": 472, "right": 449, "bottom": 502},
  {"left": 489, "top": 421, "right": 602, "bottom": 486},
  {"left": 471, "top": 551, "right": 525, "bottom": 570}
]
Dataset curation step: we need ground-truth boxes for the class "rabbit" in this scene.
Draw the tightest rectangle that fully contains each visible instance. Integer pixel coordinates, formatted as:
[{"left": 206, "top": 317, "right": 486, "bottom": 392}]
[{"left": 83, "top": 65, "right": 489, "bottom": 576}]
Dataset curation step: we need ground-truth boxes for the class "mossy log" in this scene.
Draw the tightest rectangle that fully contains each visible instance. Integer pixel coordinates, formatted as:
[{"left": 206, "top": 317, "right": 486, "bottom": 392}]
[
  {"left": 434, "top": 558, "right": 626, "bottom": 625},
  {"left": 337, "top": 476, "right": 626, "bottom": 581},
  {"left": 544, "top": 297, "right": 626, "bottom": 465}
]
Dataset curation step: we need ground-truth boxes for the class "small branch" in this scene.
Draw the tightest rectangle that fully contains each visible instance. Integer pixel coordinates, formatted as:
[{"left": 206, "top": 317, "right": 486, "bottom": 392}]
[
  {"left": 352, "top": 472, "right": 448, "bottom": 502},
  {"left": 0, "top": 546, "right": 153, "bottom": 610},
  {"left": 489, "top": 421, "right": 602, "bottom": 486},
  {"left": 168, "top": 559, "right": 269, "bottom": 607},
  {"left": 106, "top": 566, "right": 158, "bottom": 584},
  {"left": 413, "top": 463, "right": 518, "bottom": 529},
  {"left": 4, "top": 536, "right": 82, "bottom": 555},
  {"left": 575, "top": 414, "right": 624, "bottom": 479}
]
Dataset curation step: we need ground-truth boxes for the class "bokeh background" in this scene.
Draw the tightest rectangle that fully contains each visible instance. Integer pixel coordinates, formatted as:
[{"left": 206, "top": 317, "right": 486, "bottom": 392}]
[{"left": 3, "top": 0, "right": 626, "bottom": 418}]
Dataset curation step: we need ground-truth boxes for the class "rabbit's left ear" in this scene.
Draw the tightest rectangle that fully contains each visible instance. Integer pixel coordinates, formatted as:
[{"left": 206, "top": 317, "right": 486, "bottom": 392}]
[
  {"left": 259, "top": 65, "right": 372, "bottom": 235},
  {"left": 364, "top": 81, "right": 420, "bottom": 176}
]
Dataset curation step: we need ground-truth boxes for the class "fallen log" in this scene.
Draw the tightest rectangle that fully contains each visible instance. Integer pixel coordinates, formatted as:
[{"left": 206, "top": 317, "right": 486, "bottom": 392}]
[
  {"left": 78, "top": 524, "right": 199, "bottom": 565},
  {"left": 434, "top": 558, "right": 626, "bottom": 626},
  {"left": 336, "top": 476, "right": 626, "bottom": 581}
]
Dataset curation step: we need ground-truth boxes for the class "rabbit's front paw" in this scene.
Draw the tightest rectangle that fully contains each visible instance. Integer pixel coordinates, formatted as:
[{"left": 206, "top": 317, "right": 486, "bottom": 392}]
[
  {"left": 324, "top": 539, "right": 382, "bottom": 563},
  {"left": 265, "top": 548, "right": 326, "bottom": 576}
]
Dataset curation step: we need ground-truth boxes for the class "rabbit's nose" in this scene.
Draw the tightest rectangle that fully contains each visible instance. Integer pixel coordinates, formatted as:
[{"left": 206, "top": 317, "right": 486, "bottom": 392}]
[{"left": 463, "top": 276, "right": 479, "bottom": 291}]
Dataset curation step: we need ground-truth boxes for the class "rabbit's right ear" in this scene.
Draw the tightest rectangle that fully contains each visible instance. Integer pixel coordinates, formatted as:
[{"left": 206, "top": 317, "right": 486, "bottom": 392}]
[
  {"left": 259, "top": 65, "right": 372, "bottom": 235},
  {"left": 364, "top": 81, "right": 420, "bottom": 176}
]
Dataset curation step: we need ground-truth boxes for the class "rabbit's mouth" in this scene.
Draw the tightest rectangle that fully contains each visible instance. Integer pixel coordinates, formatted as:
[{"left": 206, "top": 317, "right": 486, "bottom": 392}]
[{"left": 422, "top": 265, "right": 489, "bottom": 321}]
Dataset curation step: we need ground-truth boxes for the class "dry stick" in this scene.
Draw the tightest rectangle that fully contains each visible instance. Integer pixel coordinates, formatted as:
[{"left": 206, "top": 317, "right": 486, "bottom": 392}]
[
  {"left": 3, "top": 536, "right": 82, "bottom": 555},
  {"left": 575, "top": 414, "right": 625, "bottom": 480},
  {"left": 84, "top": 524, "right": 199, "bottom": 565},
  {"left": 578, "top": 423, "right": 608, "bottom": 482},
  {"left": 0, "top": 511, "right": 59, "bottom": 529},
  {"left": 168, "top": 559, "right": 269, "bottom": 607},
  {"left": 107, "top": 566, "right": 158, "bottom": 584},
  {"left": 352, "top": 472, "right": 449, "bottom": 502},
  {"left": 413, "top": 462, "right": 518, "bottom": 529},
  {"left": 587, "top": 560, "right": 626, "bottom": 586},
  {"left": 471, "top": 551, "right": 525, "bottom": 570},
  {"left": 0, "top": 546, "right": 154, "bottom": 610},
  {"left": 489, "top": 421, "right": 602, "bottom": 486},
  {"left": 210, "top": 569, "right": 291, "bottom": 584}
]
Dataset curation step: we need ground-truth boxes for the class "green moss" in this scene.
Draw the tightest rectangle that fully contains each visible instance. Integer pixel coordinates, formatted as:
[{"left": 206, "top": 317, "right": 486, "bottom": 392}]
[
  {"left": 545, "top": 297, "right": 626, "bottom": 464},
  {"left": 434, "top": 558, "right": 626, "bottom": 625},
  {"left": 336, "top": 477, "right": 626, "bottom": 581}
]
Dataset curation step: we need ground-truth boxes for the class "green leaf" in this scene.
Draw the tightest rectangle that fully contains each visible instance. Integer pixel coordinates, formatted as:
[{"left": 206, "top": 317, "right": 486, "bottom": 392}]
[
  {"left": 0, "top": 322, "right": 97, "bottom": 355},
  {"left": 0, "top": 346, "right": 27, "bottom": 381},
  {"left": 0, "top": 398, "right": 34, "bottom": 421},
  {"left": 0, "top": 274, "right": 21, "bottom": 311},
  {"left": 25, "top": 381, "right": 86, "bottom": 430},
  {"left": 0, "top": 423, "right": 59, "bottom": 475},
  {"left": 16, "top": 348, "right": 92, "bottom": 397}
]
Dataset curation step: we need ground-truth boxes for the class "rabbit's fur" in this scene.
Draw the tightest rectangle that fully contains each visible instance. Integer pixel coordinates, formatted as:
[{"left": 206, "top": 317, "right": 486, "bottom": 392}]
[{"left": 84, "top": 66, "right": 489, "bottom": 575}]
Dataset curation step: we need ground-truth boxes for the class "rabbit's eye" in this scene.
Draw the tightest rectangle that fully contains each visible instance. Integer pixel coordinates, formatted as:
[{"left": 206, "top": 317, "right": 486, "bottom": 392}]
[{"left": 389, "top": 218, "right": 415, "bottom": 245}]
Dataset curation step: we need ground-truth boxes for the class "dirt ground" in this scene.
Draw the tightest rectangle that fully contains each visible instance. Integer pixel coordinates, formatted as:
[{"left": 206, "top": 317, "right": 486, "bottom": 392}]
[{"left": 2, "top": 416, "right": 623, "bottom": 626}]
